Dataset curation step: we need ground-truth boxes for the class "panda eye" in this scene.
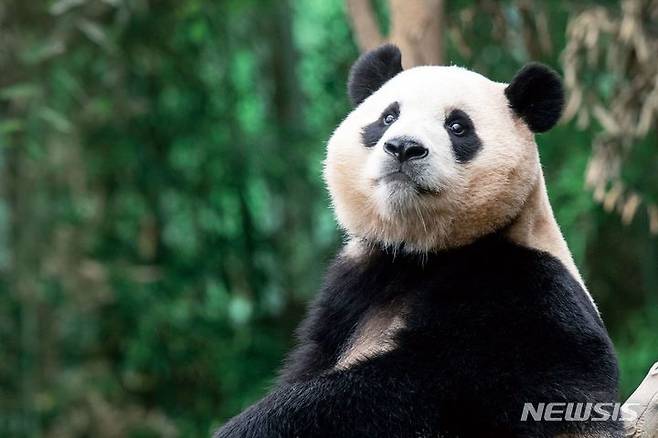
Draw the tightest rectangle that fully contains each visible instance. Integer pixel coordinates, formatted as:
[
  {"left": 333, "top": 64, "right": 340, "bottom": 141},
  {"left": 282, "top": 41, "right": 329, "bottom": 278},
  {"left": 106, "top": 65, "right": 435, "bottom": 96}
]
[
  {"left": 383, "top": 113, "right": 397, "bottom": 125},
  {"left": 448, "top": 121, "right": 466, "bottom": 136}
]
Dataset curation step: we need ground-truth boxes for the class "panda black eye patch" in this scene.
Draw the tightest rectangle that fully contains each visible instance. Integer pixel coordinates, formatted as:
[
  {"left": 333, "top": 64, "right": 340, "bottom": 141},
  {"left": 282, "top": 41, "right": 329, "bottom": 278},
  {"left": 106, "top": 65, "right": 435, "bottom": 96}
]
[
  {"left": 361, "top": 102, "right": 400, "bottom": 147},
  {"left": 444, "top": 109, "right": 482, "bottom": 163}
]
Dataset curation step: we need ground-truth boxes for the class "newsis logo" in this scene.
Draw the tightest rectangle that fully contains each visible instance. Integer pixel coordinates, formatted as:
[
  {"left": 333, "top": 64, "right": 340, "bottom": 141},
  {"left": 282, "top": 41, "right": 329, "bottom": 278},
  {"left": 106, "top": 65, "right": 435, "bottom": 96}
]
[{"left": 520, "top": 402, "right": 641, "bottom": 422}]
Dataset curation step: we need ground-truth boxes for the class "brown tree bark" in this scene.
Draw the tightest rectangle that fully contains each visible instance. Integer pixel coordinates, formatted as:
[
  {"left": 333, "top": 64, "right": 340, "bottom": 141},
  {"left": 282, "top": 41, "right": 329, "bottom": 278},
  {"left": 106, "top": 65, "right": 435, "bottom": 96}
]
[
  {"left": 345, "top": 0, "right": 444, "bottom": 68},
  {"left": 389, "top": 0, "right": 444, "bottom": 67},
  {"left": 345, "top": 0, "right": 384, "bottom": 51}
]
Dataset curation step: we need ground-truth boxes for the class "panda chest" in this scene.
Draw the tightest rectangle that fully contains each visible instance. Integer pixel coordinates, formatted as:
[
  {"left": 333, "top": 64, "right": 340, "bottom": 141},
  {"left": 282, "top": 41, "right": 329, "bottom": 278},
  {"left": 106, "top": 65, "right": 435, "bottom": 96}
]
[{"left": 334, "top": 296, "right": 409, "bottom": 370}]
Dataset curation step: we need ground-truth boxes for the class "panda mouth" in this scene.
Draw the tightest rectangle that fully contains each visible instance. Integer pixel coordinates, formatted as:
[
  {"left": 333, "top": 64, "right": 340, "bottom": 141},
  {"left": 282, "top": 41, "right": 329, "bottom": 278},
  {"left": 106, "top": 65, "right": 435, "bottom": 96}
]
[
  {"left": 380, "top": 171, "right": 412, "bottom": 183},
  {"left": 377, "top": 171, "right": 436, "bottom": 195}
]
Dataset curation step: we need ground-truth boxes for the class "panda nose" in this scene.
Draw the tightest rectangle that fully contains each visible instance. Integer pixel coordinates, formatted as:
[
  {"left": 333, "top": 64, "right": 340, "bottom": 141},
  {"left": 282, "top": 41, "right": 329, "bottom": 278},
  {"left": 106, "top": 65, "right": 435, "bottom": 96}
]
[{"left": 383, "top": 138, "right": 428, "bottom": 163}]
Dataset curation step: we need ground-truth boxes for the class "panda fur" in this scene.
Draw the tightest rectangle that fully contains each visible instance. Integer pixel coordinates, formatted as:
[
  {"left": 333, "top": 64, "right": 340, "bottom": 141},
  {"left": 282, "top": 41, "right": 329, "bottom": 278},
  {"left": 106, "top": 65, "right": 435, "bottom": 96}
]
[{"left": 216, "top": 44, "right": 621, "bottom": 438}]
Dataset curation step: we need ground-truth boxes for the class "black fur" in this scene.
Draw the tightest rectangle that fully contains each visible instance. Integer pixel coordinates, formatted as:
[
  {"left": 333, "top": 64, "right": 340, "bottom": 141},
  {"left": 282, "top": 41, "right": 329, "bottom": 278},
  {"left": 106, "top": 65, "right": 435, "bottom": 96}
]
[
  {"left": 505, "top": 63, "right": 564, "bottom": 133},
  {"left": 445, "top": 109, "right": 482, "bottom": 162},
  {"left": 362, "top": 102, "right": 400, "bottom": 147},
  {"left": 215, "top": 234, "right": 621, "bottom": 438},
  {"left": 348, "top": 44, "right": 403, "bottom": 107}
]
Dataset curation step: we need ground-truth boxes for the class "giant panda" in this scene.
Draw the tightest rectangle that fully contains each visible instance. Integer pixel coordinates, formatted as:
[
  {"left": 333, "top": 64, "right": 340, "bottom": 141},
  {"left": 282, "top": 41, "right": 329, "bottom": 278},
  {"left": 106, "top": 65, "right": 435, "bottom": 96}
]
[{"left": 216, "top": 44, "right": 621, "bottom": 438}]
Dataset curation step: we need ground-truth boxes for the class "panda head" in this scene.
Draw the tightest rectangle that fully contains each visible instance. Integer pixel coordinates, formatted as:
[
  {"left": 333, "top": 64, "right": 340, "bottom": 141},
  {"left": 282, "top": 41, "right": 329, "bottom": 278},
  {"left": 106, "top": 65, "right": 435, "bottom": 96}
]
[{"left": 324, "top": 44, "right": 564, "bottom": 253}]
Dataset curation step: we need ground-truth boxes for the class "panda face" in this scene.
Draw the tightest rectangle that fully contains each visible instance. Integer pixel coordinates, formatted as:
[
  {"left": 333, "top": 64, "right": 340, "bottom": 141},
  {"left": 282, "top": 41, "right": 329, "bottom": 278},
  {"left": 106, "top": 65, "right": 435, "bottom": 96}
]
[{"left": 324, "top": 46, "right": 563, "bottom": 253}]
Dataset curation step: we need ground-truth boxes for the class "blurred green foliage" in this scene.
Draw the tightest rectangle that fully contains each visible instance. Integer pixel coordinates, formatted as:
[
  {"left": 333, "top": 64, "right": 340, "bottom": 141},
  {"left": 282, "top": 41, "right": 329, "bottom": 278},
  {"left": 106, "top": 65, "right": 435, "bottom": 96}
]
[{"left": 0, "top": 0, "right": 655, "bottom": 436}]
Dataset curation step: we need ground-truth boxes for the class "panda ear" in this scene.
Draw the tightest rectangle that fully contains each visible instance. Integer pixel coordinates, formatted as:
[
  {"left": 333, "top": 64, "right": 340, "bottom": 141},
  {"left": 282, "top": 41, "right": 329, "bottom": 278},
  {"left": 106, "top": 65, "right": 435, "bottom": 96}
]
[
  {"left": 348, "top": 44, "right": 403, "bottom": 107},
  {"left": 504, "top": 63, "right": 564, "bottom": 133}
]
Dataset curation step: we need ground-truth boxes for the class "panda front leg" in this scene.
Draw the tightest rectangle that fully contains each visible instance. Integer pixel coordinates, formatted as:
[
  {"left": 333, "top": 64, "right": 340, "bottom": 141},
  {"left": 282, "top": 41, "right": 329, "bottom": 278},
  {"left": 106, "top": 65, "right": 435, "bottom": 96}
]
[{"left": 214, "top": 357, "right": 439, "bottom": 438}]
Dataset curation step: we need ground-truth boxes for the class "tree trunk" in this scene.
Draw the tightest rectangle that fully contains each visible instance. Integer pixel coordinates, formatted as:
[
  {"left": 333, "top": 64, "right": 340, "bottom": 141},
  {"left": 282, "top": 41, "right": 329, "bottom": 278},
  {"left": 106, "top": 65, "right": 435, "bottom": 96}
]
[
  {"left": 389, "top": 0, "right": 444, "bottom": 67},
  {"left": 345, "top": 0, "right": 384, "bottom": 51},
  {"left": 345, "top": 0, "right": 444, "bottom": 67}
]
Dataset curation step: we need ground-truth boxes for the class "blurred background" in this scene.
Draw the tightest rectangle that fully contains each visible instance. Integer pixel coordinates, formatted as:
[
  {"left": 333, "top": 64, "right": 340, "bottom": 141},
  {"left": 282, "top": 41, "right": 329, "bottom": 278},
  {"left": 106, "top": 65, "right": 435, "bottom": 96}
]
[{"left": 0, "top": 0, "right": 656, "bottom": 436}]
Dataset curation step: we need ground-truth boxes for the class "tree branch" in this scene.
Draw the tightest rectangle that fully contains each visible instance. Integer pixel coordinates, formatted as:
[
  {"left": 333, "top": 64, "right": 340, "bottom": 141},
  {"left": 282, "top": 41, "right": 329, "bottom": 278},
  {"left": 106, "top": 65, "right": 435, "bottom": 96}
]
[{"left": 624, "top": 362, "right": 658, "bottom": 438}]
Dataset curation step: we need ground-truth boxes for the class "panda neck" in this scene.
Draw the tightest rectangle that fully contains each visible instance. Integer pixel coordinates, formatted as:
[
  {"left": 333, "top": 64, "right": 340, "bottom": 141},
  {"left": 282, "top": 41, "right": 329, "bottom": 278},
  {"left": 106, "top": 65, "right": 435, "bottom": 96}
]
[
  {"left": 342, "top": 169, "right": 598, "bottom": 312},
  {"left": 505, "top": 169, "right": 597, "bottom": 309}
]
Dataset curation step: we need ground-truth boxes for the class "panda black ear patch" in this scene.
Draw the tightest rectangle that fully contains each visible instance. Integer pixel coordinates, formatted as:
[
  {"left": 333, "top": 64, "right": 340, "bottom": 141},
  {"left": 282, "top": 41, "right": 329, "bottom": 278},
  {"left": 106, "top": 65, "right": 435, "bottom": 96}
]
[
  {"left": 348, "top": 44, "right": 403, "bottom": 107},
  {"left": 504, "top": 63, "right": 564, "bottom": 133}
]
